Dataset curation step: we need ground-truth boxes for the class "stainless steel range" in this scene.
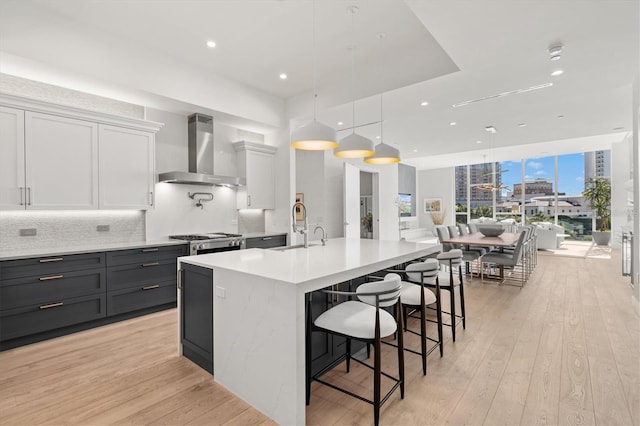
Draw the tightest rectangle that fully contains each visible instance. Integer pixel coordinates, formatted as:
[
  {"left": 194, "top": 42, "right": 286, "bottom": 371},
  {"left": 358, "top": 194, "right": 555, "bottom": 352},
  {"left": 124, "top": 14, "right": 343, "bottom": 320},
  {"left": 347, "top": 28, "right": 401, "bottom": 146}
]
[{"left": 170, "top": 233, "right": 245, "bottom": 255}]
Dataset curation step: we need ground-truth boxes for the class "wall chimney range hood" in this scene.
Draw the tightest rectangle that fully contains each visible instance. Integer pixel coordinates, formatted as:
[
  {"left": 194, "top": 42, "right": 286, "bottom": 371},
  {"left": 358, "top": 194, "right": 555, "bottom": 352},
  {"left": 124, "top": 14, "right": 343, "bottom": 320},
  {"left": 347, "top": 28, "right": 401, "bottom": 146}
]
[{"left": 158, "top": 113, "right": 246, "bottom": 186}]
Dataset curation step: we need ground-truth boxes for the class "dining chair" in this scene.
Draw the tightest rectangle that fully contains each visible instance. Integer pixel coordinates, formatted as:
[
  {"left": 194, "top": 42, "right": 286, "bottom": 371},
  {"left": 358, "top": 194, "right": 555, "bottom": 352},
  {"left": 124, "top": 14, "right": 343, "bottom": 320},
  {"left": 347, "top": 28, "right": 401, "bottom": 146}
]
[
  {"left": 481, "top": 230, "right": 528, "bottom": 286},
  {"left": 306, "top": 274, "right": 404, "bottom": 426},
  {"left": 444, "top": 225, "right": 482, "bottom": 276}
]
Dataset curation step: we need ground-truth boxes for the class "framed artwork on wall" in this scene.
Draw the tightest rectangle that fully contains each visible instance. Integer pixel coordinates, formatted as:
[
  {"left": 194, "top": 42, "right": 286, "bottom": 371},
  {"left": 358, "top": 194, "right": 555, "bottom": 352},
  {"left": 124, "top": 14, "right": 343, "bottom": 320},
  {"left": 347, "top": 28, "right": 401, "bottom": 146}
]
[
  {"left": 295, "top": 193, "right": 304, "bottom": 221},
  {"left": 423, "top": 198, "right": 442, "bottom": 214}
]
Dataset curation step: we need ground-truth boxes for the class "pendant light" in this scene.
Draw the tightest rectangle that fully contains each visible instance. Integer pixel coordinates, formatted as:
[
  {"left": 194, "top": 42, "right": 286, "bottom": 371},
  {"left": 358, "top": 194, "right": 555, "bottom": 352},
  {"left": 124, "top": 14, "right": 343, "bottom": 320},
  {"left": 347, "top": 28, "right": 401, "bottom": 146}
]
[
  {"left": 474, "top": 126, "right": 509, "bottom": 191},
  {"left": 334, "top": 5, "right": 374, "bottom": 158},
  {"left": 291, "top": 0, "right": 338, "bottom": 151},
  {"left": 365, "top": 91, "right": 401, "bottom": 164}
]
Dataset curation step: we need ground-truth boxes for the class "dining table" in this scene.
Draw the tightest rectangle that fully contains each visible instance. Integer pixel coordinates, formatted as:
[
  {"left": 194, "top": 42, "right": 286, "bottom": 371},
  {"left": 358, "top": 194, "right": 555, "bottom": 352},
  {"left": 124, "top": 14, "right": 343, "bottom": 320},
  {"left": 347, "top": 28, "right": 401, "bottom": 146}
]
[
  {"left": 441, "top": 231, "right": 522, "bottom": 279},
  {"left": 441, "top": 231, "right": 521, "bottom": 248}
]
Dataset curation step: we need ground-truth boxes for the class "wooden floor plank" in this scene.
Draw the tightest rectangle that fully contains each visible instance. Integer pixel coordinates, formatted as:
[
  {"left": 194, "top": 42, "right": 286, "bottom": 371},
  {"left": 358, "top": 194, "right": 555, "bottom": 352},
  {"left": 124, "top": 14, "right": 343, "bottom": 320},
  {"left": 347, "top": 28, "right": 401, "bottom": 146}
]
[{"left": 483, "top": 264, "right": 555, "bottom": 425}]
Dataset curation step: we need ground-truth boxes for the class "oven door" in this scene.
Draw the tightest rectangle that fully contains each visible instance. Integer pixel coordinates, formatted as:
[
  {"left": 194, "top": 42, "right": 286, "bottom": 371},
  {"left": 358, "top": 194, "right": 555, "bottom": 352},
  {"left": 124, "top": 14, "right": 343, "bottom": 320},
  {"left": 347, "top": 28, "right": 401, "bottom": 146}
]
[{"left": 195, "top": 245, "right": 242, "bottom": 255}]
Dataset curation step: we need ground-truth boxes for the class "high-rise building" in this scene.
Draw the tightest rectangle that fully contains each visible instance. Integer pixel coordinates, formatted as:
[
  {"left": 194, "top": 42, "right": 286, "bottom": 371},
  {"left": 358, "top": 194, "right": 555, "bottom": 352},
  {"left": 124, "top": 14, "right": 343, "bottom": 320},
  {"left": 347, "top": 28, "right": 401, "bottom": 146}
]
[
  {"left": 513, "top": 178, "right": 553, "bottom": 196},
  {"left": 455, "top": 163, "right": 503, "bottom": 207},
  {"left": 584, "top": 150, "right": 611, "bottom": 183}
]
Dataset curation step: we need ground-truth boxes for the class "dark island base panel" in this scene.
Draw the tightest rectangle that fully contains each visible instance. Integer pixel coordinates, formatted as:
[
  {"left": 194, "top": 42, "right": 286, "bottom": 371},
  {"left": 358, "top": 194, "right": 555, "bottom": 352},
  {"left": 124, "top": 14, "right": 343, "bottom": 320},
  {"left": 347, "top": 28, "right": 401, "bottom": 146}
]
[{"left": 0, "top": 303, "right": 175, "bottom": 351}]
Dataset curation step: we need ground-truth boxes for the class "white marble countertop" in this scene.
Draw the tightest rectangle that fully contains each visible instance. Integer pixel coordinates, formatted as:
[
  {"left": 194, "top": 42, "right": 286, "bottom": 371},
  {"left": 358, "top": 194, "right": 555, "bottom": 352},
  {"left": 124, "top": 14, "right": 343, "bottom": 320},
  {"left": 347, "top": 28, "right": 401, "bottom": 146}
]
[
  {"left": 180, "top": 237, "right": 441, "bottom": 288},
  {"left": 0, "top": 238, "right": 188, "bottom": 261}
]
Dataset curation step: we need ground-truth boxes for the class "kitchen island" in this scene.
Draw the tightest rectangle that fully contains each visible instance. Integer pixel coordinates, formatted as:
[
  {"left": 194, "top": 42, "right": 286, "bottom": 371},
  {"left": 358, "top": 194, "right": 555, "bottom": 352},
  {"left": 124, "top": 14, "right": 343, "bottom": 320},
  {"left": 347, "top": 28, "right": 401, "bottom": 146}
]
[{"left": 177, "top": 237, "right": 441, "bottom": 425}]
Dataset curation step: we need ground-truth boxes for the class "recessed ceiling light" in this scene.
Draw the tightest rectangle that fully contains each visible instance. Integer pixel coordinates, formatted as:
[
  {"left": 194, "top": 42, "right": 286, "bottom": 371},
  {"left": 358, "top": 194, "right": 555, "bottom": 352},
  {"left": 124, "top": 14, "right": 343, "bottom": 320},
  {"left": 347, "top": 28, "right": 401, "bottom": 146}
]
[
  {"left": 551, "top": 69, "right": 564, "bottom": 76},
  {"left": 449, "top": 122, "right": 456, "bottom": 126},
  {"left": 337, "top": 121, "right": 344, "bottom": 126},
  {"left": 518, "top": 123, "right": 527, "bottom": 127},
  {"left": 476, "top": 140, "right": 483, "bottom": 144},
  {"left": 279, "top": 73, "right": 287, "bottom": 80},
  {"left": 413, "top": 149, "right": 418, "bottom": 153},
  {"left": 548, "top": 44, "right": 563, "bottom": 56},
  {"left": 557, "top": 115, "right": 565, "bottom": 119},
  {"left": 375, "top": 135, "right": 381, "bottom": 139},
  {"left": 550, "top": 55, "right": 561, "bottom": 61},
  {"left": 420, "top": 101, "right": 429, "bottom": 106},
  {"left": 206, "top": 40, "right": 217, "bottom": 48}
]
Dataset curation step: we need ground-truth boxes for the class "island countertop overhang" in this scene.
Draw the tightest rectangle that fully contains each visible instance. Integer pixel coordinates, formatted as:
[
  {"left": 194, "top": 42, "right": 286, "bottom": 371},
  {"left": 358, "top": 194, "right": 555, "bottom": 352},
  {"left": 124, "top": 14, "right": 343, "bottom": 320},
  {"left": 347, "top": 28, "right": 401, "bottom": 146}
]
[{"left": 177, "top": 237, "right": 442, "bottom": 290}]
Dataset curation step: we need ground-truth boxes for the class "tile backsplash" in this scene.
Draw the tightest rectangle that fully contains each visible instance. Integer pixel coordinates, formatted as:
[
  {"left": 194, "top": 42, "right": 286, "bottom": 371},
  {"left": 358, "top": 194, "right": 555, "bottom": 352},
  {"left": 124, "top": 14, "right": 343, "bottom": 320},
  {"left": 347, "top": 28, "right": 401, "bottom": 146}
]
[
  {"left": 238, "top": 210, "right": 265, "bottom": 234},
  {"left": 0, "top": 211, "right": 145, "bottom": 251}
]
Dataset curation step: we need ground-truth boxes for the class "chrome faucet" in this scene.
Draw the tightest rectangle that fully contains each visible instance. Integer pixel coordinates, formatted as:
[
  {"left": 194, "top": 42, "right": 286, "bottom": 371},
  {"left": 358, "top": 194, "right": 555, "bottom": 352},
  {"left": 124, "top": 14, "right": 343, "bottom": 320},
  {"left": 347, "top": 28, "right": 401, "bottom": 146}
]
[
  {"left": 292, "top": 202, "right": 309, "bottom": 248},
  {"left": 314, "top": 225, "right": 327, "bottom": 246}
]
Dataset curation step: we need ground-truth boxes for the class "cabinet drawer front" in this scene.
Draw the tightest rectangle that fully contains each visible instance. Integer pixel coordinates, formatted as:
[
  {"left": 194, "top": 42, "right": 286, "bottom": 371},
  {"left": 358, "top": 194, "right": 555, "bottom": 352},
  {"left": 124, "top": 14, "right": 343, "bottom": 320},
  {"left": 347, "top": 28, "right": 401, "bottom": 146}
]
[
  {"left": 107, "top": 259, "right": 177, "bottom": 291},
  {"left": 245, "top": 235, "right": 287, "bottom": 249},
  {"left": 0, "top": 294, "right": 106, "bottom": 341},
  {"left": 0, "top": 252, "right": 106, "bottom": 280},
  {"left": 107, "top": 281, "right": 176, "bottom": 316},
  {"left": 0, "top": 268, "right": 105, "bottom": 310},
  {"left": 106, "top": 245, "right": 187, "bottom": 266}
]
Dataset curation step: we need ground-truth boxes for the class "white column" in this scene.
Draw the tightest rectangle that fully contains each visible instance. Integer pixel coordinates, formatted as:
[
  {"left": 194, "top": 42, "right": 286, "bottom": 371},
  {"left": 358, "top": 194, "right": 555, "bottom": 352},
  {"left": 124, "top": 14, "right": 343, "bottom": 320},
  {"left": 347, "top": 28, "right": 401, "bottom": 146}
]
[{"left": 632, "top": 71, "right": 639, "bottom": 309}]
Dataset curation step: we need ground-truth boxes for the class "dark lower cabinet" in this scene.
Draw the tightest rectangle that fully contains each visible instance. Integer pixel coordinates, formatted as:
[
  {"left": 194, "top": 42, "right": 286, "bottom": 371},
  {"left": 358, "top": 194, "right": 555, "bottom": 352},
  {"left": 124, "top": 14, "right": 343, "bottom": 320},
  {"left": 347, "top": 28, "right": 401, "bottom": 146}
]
[
  {"left": 0, "top": 293, "right": 106, "bottom": 341},
  {"left": 245, "top": 234, "right": 287, "bottom": 249},
  {"left": 180, "top": 263, "right": 213, "bottom": 374},
  {"left": 107, "top": 281, "right": 176, "bottom": 316},
  {"left": 0, "top": 243, "right": 187, "bottom": 350}
]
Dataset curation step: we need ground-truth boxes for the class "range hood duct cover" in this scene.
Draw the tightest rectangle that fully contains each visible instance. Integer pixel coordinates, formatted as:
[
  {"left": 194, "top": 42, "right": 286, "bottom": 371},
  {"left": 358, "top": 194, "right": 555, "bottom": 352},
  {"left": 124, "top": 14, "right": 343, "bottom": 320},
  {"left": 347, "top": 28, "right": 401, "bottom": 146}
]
[{"left": 158, "top": 113, "right": 246, "bottom": 186}]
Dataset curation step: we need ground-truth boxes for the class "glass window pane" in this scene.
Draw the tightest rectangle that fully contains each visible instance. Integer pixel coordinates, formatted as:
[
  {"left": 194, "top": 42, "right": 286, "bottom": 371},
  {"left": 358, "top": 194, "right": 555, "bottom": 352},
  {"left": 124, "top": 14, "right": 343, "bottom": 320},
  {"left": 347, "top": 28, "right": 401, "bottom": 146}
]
[
  {"left": 496, "top": 159, "right": 522, "bottom": 223},
  {"left": 523, "top": 156, "right": 555, "bottom": 224}
]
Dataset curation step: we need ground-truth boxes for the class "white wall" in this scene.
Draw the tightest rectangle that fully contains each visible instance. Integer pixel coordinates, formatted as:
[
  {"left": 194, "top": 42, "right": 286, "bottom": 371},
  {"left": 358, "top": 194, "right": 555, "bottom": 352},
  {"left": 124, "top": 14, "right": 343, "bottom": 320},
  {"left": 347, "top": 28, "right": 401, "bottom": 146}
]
[
  {"left": 294, "top": 150, "right": 327, "bottom": 243},
  {"left": 611, "top": 135, "right": 633, "bottom": 249},
  {"left": 264, "top": 127, "right": 293, "bottom": 235},
  {"left": 417, "top": 167, "right": 455, "bottom": 233}
]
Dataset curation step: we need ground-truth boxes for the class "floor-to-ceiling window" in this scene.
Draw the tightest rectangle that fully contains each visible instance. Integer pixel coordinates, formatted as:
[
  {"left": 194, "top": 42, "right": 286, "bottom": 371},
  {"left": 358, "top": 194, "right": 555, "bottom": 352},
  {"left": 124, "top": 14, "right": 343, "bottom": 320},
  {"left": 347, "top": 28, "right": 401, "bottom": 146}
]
[{"left": 454, "top": 150, "right": 608, "bottom": 239}]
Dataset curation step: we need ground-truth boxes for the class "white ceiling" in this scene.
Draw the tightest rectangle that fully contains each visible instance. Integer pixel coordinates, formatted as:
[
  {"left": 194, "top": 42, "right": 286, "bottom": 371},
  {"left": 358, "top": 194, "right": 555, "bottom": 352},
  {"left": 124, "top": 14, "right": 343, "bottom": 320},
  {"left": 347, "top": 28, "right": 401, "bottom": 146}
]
[{"left": 0, "top": 0, "right": 637, "bottom": 169}]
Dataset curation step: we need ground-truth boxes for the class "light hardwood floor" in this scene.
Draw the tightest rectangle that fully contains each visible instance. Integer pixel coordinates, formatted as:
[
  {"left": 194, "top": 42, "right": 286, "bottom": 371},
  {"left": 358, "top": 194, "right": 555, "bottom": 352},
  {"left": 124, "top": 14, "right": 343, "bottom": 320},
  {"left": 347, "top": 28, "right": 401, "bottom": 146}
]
[{"left": 1, "top": 250, "right": 638, "bottom": 425}]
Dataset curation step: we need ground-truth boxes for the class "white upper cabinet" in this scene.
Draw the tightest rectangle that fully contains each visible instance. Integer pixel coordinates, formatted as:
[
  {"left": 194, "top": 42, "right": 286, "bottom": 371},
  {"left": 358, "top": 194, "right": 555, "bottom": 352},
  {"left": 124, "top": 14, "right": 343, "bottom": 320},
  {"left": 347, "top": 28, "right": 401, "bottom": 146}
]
[
  {"left": 233, "top": 141, "right": 277, "bottom": 210},
  {"left": 99, "top": 125, "right": 155, "bottom": 209},
  {"left": 0, "top": 106, "right": 25, "bottom": 210},
  {"left": 0, "top": 94, "right": 162, "bottom": 211},
  {"left": 25, "top": 112, "right": 100, "bottom": 210}
]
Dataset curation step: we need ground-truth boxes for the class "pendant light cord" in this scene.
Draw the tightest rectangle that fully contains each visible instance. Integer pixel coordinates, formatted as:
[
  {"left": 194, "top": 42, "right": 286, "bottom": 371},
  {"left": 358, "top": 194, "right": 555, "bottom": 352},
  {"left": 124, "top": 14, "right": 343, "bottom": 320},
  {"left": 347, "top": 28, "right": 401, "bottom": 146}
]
[
  {"left": 312, "top": 0, "right": 318, "bottom": 121},
  {"left": 380, "top": 91, "right": 384, "bottom": 144},
  {"left": 350, "top": 6, "right": 356, "bottom": 135}
]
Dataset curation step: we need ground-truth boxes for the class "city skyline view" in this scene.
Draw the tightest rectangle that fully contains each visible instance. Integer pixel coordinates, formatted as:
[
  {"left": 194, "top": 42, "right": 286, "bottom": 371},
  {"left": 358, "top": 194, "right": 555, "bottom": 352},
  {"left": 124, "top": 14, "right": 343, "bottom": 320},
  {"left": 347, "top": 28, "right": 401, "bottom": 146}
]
[{"left": 499, "top": 152, "right": 586, "bottom": 197}]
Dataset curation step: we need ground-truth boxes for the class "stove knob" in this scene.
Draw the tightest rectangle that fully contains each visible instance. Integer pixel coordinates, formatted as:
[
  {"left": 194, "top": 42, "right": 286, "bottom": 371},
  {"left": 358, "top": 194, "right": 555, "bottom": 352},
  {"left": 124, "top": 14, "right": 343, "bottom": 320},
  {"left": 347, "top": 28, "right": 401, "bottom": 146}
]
[{"left": 198, "top": 244, "right": 204, "bottom": 250}]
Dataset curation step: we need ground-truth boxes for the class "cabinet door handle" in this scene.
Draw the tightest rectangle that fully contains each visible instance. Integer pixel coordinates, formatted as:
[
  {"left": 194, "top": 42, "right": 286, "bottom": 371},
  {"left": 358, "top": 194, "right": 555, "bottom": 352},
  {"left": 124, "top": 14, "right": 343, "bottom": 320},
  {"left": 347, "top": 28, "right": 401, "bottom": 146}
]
[
  {"left": 27, "top": 187, "right": 32, "bottom": 205},
  {"left": 39, "top": 274, "right": 64, "bottom": 281},
  {"left": 247, "top": 195, "right": 251, "bottom": 206},
  {"left": 142, "top": 262, "right": 159, "bottom": 267},
  {"left": 142, "top": 248, "right": 159, "bottom": 252},
  {"left": 39, "top": 257, "right": 63, "bottom": 263},
  {"left": 177, "top": 269, "right": 183, "bottom": 290},
  {"left": 150, "top": 191, "right": 154, "bottom": 206},
  {"left": 39, "top": 302, "right": 64, "bottom": 310},
  {"left": 142, "top": 284, "right": 160, "bottom": 290},
  {"left": 19, "top": 187, "right": 25, "bottom": 206}
]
